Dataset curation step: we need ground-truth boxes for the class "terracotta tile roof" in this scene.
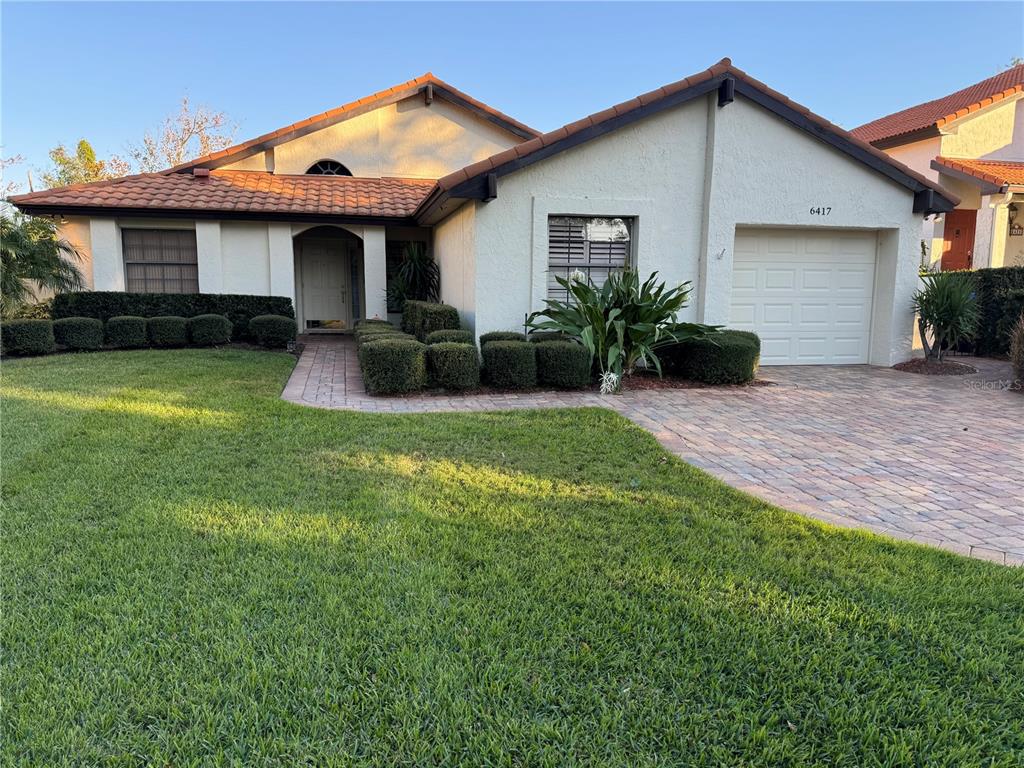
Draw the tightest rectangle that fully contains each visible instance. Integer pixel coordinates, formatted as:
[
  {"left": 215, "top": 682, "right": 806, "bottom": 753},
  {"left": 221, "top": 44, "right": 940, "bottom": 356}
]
[
  {"left": 852, "top": 65, "right": 1024, "bottom": 146},
  {"left": 426, "top": 58, "right": 957, "bottom": 215},
  {"left": 9, "top": 171, "right": 436, "bottom": 219},
  {"left": 166, "top": 74, "right": 539, "bottom": 173},
  {"left": 933, "top": 156, "right": 1024, "bottom": 188}
]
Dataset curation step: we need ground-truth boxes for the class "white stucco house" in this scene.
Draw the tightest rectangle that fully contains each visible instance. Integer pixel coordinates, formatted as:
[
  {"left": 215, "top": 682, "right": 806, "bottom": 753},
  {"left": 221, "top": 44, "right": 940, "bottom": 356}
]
[
  {"left": 853, "top": 63, "right": 1024, "bottom": 271},
  {"left": 11, "top": 59, "right": 957, "bottom": 366}
]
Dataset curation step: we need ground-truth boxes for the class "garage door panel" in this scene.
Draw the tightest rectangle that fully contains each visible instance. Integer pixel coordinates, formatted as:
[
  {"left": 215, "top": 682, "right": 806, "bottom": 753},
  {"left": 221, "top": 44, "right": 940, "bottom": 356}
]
[{"left": 731, "top": 229, "right": 876, "bottom": 365}]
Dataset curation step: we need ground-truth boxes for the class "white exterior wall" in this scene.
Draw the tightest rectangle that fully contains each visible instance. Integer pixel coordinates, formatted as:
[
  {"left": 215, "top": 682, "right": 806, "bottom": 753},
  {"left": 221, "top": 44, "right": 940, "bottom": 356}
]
[
  {"left": 443, "top": 93, "right": 927, "bottom": 365},
  {"left": 434, "top": 203, "right": 477, "bottom": 331},
  {"left": 221, "top": 222, "right": 272, "bottom": 295}
]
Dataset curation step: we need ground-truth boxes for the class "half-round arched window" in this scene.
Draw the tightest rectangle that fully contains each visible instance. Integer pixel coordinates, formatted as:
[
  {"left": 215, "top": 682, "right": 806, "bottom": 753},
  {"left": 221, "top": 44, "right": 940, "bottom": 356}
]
[{"left": 306, "top": 159, "right": 352, "bottom": 176}]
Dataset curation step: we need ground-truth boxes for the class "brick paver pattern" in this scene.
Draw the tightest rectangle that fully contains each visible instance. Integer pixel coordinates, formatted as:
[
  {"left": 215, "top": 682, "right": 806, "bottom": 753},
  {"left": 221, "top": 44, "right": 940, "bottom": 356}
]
[{"left": 283, "top": 336, "right": 1024, "bottom": 565}]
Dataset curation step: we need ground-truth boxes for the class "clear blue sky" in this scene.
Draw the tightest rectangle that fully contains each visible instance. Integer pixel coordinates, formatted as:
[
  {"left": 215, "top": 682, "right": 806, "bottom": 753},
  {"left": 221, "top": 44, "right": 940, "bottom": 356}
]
[{"left": 2, "top": 1, "right": 1021, "bottom": 184}]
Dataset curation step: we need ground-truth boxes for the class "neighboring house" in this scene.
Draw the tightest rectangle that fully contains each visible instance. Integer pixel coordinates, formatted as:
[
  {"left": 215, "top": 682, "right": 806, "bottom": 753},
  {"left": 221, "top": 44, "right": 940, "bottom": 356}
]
[
  {"left": 11, "top": 59, "right": 956, "bottom": 366},
  {"left": 853, "top": 64, "right": 1024, "bottom": 271}
]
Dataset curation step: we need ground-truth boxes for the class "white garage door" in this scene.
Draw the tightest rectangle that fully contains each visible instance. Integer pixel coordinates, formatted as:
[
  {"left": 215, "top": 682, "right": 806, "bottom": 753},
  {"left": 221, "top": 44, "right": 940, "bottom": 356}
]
[{"left": 730, "top": 229, "right": 877, "bottom": 365}]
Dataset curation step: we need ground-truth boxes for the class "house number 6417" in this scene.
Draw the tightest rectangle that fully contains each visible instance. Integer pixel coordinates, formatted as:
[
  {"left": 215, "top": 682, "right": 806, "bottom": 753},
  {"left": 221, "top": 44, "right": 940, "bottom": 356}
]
[{"left": 809, "top": 206, "right": 832, "bottom": 216}]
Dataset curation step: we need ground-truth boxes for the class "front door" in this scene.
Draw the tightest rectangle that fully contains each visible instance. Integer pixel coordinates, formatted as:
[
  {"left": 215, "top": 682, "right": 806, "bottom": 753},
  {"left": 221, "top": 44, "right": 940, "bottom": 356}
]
[
  {"left": 941, "top": 209, "right": 977, "bottom": 271},
  {"left": 301, "top": 239, "right": 350, "bottom": 330}
]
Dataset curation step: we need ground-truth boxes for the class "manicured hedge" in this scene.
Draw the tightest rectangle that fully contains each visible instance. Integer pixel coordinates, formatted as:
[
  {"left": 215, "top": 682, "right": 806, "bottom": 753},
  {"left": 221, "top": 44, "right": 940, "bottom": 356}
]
[
  {"left": 428, "top": 342, "right": 480, "bottom": 390},
  {"left": 528, "top": 331, "right": 572, "bottom": 344},
  {"left": 661, "top": 330, "right": 760, "bottom": 384},
  {"left": 105, "top": 316, "right": 147, "bottom": 349},
  {"left": 973, "top": 266, "right": 1024, "bottom": 356},
  {"left": 188, "top": 314, "right": 232, "bottom": 346},
  {"left": 358, "top": 338, "right": 427, "bottom": 395},
  {"left": 425, "top": 329, "right": 474, "bottom": 345},
  {"left": 147, "top": 316, "right": 189, "bottom": 348},
  {"left": 53, "top": 317, "right": 104, "bottom": 351},
  {"left": 1, "top": 319, "right": 55, "bottom": 356},
  {"left": 480, "top": 331, "right": 527, "bottom": 346},
  {"left": 355, "top": 318, "right": 394, "bottom": 329},
  {"left": 535, "top": 341, "right": 591, "bottom": 389},
  {"left": 52, "top": 292, "right": 294, "bottom": 341},
  {"left": 994, "top": 289, "right": 1024, "bottom": 351},
  {"left": 401, "top": 300, "right": 460, "bottom": 341},
  {"left": 356, "top": 331, "right": 415, "bottom": 347},
  {"left": 249, "top": 315, "right": 297, "bottom": 349},
  {"left": 1011, "top": 315, "right": 1024, "bottom": 386},
  {"left": 482, "top": 341, "right": 536, "bottom": 389}
]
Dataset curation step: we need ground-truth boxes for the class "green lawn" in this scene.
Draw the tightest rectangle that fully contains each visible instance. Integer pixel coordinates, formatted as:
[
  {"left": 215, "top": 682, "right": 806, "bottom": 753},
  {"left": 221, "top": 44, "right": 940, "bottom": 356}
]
[{"left": 2, "top": 349, "right": 1022, "bottom": 767}]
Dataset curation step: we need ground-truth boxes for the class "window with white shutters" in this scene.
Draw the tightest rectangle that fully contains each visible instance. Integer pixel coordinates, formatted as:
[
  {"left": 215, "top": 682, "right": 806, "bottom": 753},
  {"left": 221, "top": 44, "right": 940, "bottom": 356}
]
[
  {"left": 122, "top": 229, "right": 199, "bottom": 293},
  {"left": 547, "top": 216, "right": 632, "bottom": 301}
]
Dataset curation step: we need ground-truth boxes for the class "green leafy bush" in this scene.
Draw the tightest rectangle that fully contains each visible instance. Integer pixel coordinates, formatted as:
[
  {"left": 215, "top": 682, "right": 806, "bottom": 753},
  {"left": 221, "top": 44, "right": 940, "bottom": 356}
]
[
  {"left": 913, "top": 272, "right": 980, "bottom": 362},
  {"left": 973, "top": 266, "right": 1024, "bottom": 356},
  {"left": 356, "top": 331, "right": 415, "bottom": 348},
  {"left": 994, "top": 289, "right": 1024, "bottom": 351},
  {"left": 401, "top": 300, "right": 460, "bottom": 341},
  {"left": 428, "top": 342, "right": 480, "bottom": 390},
  {"left": 249, "top": 315, "right": 296, "bottom": 349},
  {"left": 188, "top": 314, "right": 232, "bottom": 346},
  {"left": 105, "top": 316, "right": 147, "bottom": 349},
  {"left": 52, "top": 292, "right": 294, "bottom": 341},
  {"left": 536, "top": 341, "right": 591, "bottom": 389},
  {"left": 53, "top": 317, "right": 104, "bottom": 351},
  {"left": 147, "top": 316, "right": 188, "bottom": 348},
  {"left": 386, "top": 242, "right": 440, "bottom": 312},
  {"left": 528, "top": 331, "right": 571, "bottom": 344},
  {"left": 355, "top": 319, "right": 394, "bottom": 330},
  {"left": 482, "top": 341, "right": 536, "bottom": 389},
  {"left": 480, "top": 331, "right": 527, "bottom": 346},
  {"left": 1, "top": 319, "right": 55, "bottom": 356},
  {"left": 1010, "top": 314, "right": 1024, "bottom": 388},
  {"left": 358, "top": 338, "right": 427, "bottom": 395},
  {"left": 9, "top": 298, "right": 53, "bottom": 320},
  {"left": 425, "top": 329, "right": 473, "bottom": 345},
  {"left": 662, "top": 330, "right": 760, "bottom": 384}
]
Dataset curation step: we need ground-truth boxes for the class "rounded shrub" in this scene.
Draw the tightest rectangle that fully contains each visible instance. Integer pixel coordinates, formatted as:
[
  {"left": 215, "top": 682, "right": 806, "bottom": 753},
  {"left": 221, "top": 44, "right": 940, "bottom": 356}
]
[
  {"left": 188, "top": 314, "right": 232, "bottom": 346},
  {"left": 428, "top": 342, "right": 480, "bottom": 390},
  {"left": 105, "top": 316, "right": 147, "bottom": 349},
  {"left": 401, "top": 300, "right": 460, "bottom": 341},
  {"left": 358, "top": 338, "right": 427, "bottom": 395},
  {"left": 662, "top": 330, "right": 760, "bottom": 384},
  {"left": 356, "top": 318, "right": 394, "bottom": 329},
  {"left": 356, "top": 331, "right": 415, "bottom": 347},
  {"left": 53, "top": 317, "right": 104, "bottom": 351},
  {"left": 535, "top": 341, "right": 591, "bottom": 389},
  {"left": 482, "top": 340, "right": 536, "bottom": 389},
  {"left": 425, "top": 329, "right": 474, "bottom": 345},
  {"left": 1, "top": 319, "right": 55, "bottom": 356},
  {"left": 528, "top": 331, "right": 572, "bottom": 344},
  {"left": 147, "top": 316, "right": 188, "bottom": 348},
  {"left": 480, "top": 331, "right": 527, "bottom": 347},
  {"left": 249, "top": 314, "right": 297, "bottom": 349}
]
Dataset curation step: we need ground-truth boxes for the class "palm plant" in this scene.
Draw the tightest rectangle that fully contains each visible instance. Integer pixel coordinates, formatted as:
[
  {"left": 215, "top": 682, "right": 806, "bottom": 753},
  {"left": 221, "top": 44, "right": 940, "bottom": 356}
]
[
  {"left": 1, "top": 212, "right": 84, "bottom": 317},
  {"left": 912, "top": 270, "right": 979, "bottom": 362},
  {"left": 527, "top": 269, "right": 717, "bottom": 388},
  {"left": 386, "top": 242, "right": 440, "bottom": 312}
]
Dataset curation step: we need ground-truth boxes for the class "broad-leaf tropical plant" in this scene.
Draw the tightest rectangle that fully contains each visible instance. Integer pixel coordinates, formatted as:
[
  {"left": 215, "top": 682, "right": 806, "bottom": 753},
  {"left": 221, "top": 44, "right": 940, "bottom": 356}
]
[
  {"left": 912, "top": 270, "right": 979, "bottom": 362},
  {"left": 0, "top": 211, "right": 85, "bottom": 317},
  {"left": 527, "top": 269, "right": 718, "bottom": 388},
  {"left": 386, "top": 241, "right": 440, "bottom": 312}
]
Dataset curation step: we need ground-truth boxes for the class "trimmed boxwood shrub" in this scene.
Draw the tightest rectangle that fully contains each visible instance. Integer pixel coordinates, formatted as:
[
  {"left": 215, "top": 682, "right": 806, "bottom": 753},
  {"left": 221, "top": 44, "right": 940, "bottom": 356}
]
[
  {"left": 662, "top": 330, "right": 760, "bottom": 384},
  {"left": 425, "top": 329, "right": 473, "bottom": 345},
  {"left": 53, "top": 317, "right": 104, "bottom": 351},
  {"left": 147, "top": 316, "right": 188, "bottom": 348},
  {"left": 535, "top": 341, "right": 591, "bottom": 389},
  {"left": 480, "top": 331, "right": 527, "bottom": 346},
  {"left": 1, "top": 319, "right": 55, "bottom": 356},
  {"left": 528, "top": 331, "right": 572, "bottom": 344},
  {"left": 52, "top": 291, "right": 294, "bottom": 341},
  {"left": 188, "top": 314, "right": 232, "bottom": 346},
  {"left": 401, "top": 300, "right": 460, "bottom": 341},
  {"left": 356, "top": 331, "right": 415, "bottom": 347},
  {"left": 356, "top": 318, "right": 393, "bottom": 328},
  {"left": 428, "top": 342, "right": 480, "bottom": 390},
  {"left": 973, "top": 266, "right": 1024, "bottom": 356},
  {"left": 358, "top": 338, "right": 427, "bottom": 395},
  {"left": 249, "top": 314, "right": 297, "bottom": 348},
  {"left": 482, "top": 340, "right": 536, "bottom": 389},
  {"left": 105, "top": 316, "right": 147, "bottom": 349}
]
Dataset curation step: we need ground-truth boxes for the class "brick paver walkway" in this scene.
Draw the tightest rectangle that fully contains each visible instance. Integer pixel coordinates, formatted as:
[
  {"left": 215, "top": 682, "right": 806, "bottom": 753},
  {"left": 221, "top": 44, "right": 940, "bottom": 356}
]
[{"left": 284, "top": 336, "right": 1024, "bottom": 564}]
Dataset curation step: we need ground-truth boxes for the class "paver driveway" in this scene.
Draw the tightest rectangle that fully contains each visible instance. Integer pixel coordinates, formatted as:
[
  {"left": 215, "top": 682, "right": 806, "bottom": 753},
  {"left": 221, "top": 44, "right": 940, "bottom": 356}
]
[{"left": 284, "top": 337, "right": 1024, "bottom": 564}]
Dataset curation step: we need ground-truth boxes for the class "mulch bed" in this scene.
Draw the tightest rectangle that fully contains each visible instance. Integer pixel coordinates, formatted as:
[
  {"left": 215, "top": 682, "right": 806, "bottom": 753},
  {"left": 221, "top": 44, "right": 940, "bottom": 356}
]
[{"left": 892, "top": 358, "right": 978, "bottom": 376}]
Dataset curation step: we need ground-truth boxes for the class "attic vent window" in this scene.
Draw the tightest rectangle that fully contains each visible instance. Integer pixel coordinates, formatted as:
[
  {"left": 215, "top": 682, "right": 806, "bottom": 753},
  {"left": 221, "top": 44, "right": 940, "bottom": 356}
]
[{"left": 306, "top": 160, "right": 352, "bottom": 176}]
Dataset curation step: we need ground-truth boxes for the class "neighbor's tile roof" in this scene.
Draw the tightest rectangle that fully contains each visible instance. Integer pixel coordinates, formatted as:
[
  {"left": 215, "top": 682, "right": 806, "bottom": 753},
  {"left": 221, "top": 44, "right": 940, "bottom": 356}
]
[
  {"left": 852, "top": 65, "right": 1024, "bottom": 146},
  {"left": 9, "top": 171, "right": 437, "bottom": 218},
  {"left": 934, "top": 156, "right": 1024, "bottom": 188}
]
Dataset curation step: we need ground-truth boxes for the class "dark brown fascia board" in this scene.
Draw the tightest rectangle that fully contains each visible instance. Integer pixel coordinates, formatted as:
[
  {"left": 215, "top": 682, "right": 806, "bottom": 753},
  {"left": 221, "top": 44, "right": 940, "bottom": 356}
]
[
  {"left": 12, "top": 204, "right": 419, "bottom": 228},
  {"left": 176, "top": 85, "right": 535, "bottom": 173},
  {"left": 870, "top": 125, "right": 942, "bottom": 151},
  {"left": 929, "top": 159, "right": 1005, "bottom": 196}
]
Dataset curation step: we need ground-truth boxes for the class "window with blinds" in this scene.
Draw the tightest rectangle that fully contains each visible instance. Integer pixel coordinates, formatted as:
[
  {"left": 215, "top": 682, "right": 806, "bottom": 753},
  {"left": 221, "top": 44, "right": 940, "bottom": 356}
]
[
  {"left": 122, "top": 229, "right": 199, "bottom": 293},
  {"left": 547, "top": 216, "right": 632, "bottom": 301}
]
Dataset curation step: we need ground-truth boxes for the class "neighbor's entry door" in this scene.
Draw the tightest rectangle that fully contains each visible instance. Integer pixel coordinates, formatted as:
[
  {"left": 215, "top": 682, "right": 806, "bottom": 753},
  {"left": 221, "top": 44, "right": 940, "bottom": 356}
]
[
  {"left": 941, "top": 209, "right": 977, "bottom": 271},
  {"left": 301, "top": 239, "right": 351, "bottom": 330}
]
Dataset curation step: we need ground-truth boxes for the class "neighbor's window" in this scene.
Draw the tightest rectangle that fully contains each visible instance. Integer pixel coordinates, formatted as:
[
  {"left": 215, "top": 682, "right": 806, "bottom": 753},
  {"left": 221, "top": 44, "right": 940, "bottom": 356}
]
[
  {"left": 547, "top": 216, "right": 632, "bottom": 300},
  {"left": 306, "top": 159, "right": 353, "bottom": 176},
  {"left": 122, "top": 229, "right": 199, "bottom": 294}
]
